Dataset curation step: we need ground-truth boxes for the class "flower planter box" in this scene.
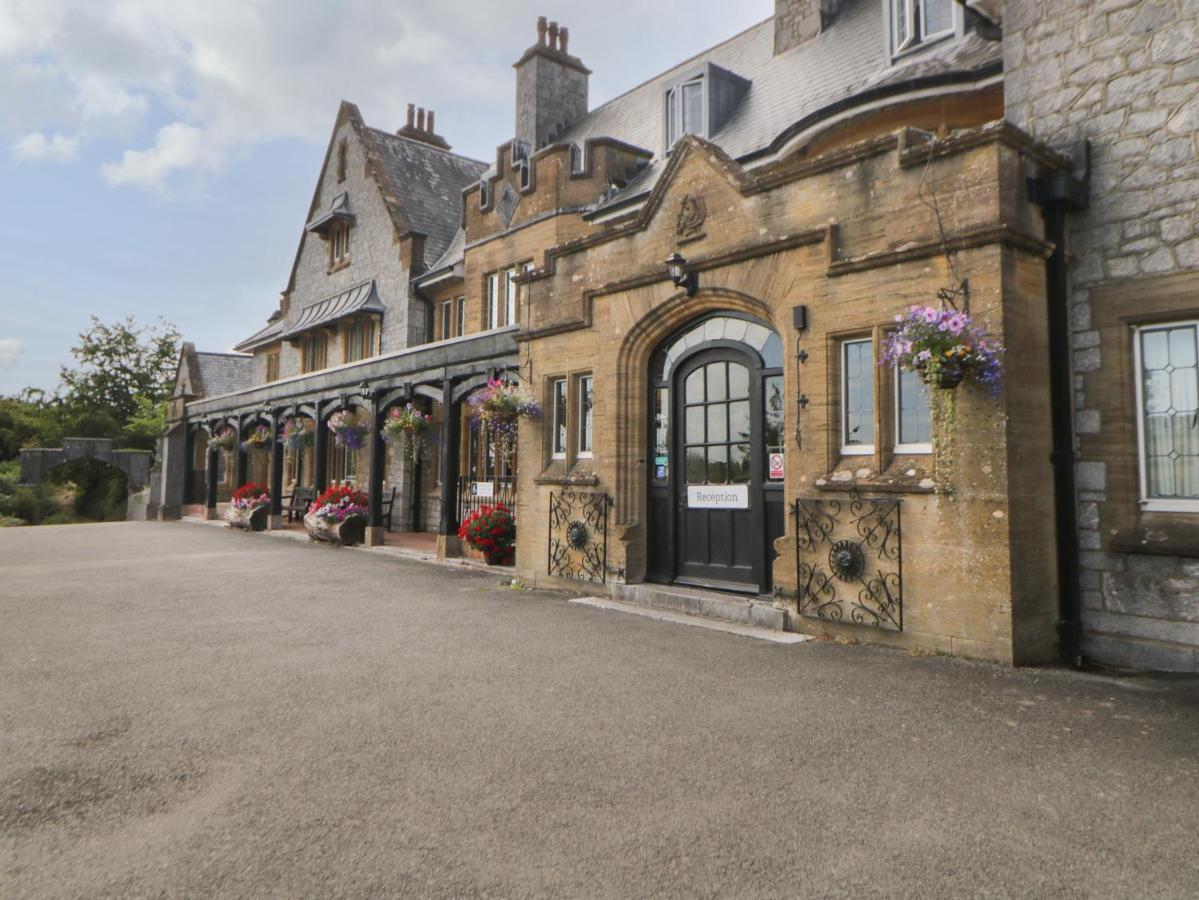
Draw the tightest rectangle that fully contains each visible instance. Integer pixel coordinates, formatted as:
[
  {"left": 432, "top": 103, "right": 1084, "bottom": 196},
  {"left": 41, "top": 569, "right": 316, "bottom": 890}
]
[
  {"left": 304, "top": 511, "right": 367, "bottom": 547},
  {"left": 226, "top": 504, "right": 269, "bottom": 532}
]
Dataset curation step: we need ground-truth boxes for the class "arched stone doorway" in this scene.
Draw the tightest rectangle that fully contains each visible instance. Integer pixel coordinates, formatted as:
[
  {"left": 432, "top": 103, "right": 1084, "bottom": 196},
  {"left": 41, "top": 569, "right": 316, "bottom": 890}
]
[{"left": 645, "top": 312, "right": 786, "bottom": 594}]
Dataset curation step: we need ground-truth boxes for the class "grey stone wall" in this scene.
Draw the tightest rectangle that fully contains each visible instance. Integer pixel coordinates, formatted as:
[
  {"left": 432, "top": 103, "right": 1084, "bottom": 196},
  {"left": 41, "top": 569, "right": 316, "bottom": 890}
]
[
  {"left": 262, "top": 119, "right": 417, "bottom": 382},
  {"left": 1004, "top": 0, "right": 1199, "bottom": 671}
]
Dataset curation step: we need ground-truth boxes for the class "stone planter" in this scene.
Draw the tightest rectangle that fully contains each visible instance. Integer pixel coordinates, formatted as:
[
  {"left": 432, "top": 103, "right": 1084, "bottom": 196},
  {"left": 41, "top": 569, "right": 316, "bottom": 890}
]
[
  {"left": 483, "top": 548, "right": 515, "bottom": 566},
  {"left": 226, "top": 504, "right": 269, "bottom": 532},
  {"left": 304, "top": 512, "right": 367, "bottom": 547}
]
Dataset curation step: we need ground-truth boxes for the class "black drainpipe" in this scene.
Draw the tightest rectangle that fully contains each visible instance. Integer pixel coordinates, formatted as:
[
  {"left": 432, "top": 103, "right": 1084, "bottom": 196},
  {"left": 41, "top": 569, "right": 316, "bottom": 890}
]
[{"left": 1029, "top": 141, "right": 1090, "bottom": 667}]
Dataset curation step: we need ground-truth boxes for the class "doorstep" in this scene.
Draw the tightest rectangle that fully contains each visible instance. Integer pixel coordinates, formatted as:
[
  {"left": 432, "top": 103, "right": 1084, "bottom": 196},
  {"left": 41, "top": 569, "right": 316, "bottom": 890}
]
[
  {"left": 569, "top": 595, "right": 808, "bottom": 644},
  {"left": 569, "top": 582, "right": 809, "bottom": 643}
]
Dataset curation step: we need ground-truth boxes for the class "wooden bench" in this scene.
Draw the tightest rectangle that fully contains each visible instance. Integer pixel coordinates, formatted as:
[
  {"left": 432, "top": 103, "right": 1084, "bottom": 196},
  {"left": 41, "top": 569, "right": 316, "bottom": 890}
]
[
  {"left": 379, "top": 486, "right": 398, "bottom": 531},
  {"left": 284, "top": 486, "right": 315, "bottom": 523}
]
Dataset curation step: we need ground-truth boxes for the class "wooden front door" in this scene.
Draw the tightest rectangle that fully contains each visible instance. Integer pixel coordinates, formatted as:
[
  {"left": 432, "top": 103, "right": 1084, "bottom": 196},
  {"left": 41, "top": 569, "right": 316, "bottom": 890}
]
[{"left": 673, "top": 349, "right": 763, "bottom": 592}]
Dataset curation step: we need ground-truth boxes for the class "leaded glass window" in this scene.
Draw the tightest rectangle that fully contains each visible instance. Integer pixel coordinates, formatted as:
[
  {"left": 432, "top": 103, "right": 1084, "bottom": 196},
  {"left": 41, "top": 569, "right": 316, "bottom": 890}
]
[
  {"left": 1137, "top": 322, "right": 1199, "bottom": 507},
  {"left": 841, "top": 339, "right": 874, "bottom": 454}
]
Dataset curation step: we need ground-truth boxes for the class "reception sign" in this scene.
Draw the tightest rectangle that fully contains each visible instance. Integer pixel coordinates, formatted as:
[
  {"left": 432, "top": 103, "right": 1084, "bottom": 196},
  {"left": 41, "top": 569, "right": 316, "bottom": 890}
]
[{"left": 686, "top": 484, "right": 750, "bottom": 509}]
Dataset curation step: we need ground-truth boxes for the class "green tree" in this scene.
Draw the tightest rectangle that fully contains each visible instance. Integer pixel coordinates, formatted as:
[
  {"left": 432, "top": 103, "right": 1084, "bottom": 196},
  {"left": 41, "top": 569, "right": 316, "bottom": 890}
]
[
  {"left": 120, "top": 396, "right": 167, "bottom": 452},
  {"left": 59, "top": 316, "right": 180, "bottom": 423}
]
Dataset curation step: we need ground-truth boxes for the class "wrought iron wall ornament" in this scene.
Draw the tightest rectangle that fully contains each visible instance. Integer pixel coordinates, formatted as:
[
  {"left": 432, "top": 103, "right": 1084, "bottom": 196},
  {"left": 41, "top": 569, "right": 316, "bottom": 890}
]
[
  {"left": 794, "top": 492, "right": 903, "bottom": 630},
  {"left": 548, "top": 490, "right": 611, "bottom": 582},
  {"left": 676, "top": 194, "right": 707, "bottom": 239}
]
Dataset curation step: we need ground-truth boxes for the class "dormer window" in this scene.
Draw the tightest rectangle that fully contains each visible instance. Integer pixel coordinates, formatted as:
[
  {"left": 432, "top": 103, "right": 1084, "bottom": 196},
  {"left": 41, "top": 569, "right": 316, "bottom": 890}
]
[
  {"left": 891, "top": 0, "right": 955, "bottom": 55},
  {"left": 666, "top": 80, "right": 704, "bottom": 148},
  {"left": 329, "top": 221, "right": 351, "bottom": 270},
  {"left": 305, "top": 191, "right": 355, "bottom": 273},
  {"left": 663, "top": 64, "right": 750, "bottom": 152}
]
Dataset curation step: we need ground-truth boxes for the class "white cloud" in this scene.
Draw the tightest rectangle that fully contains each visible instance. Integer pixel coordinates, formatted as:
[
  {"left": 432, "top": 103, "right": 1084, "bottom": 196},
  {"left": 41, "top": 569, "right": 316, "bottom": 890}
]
[
  {"left": 9, "top": 130, "right": 80, "bottom": 163},
  {"left": 100, "top": 122, "right": 223, "bottom": 192},
  {"left": 0, "top": 0, "right": 773, "bottom": 191},
  {"left": 0, "top": 338, "right": 24, "bottom": 368}
]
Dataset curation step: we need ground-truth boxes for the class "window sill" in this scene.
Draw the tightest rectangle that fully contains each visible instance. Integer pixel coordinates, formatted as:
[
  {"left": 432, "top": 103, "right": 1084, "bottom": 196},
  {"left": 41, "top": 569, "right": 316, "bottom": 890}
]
[
  {"left": 816, "top": 459, "right": 937, "bottom": 495},
  {"left": 535, "top": 458, "right": 600, "bottom": 486},
  {"left": 1108, "top": 511, "right": 1199, "bottom": 559}
]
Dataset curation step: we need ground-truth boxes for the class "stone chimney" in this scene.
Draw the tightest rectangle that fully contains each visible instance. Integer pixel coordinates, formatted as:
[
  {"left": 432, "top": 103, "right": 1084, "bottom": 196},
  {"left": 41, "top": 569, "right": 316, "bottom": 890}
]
[
  {"left": 513, "top": 16, "right": 591, "bottom": 151},
  {"left": 774, "top": 0, "right": 840, "bottom": 55},
  {"left": 397, "top": 103, "right": 451, "bottom": 150}
]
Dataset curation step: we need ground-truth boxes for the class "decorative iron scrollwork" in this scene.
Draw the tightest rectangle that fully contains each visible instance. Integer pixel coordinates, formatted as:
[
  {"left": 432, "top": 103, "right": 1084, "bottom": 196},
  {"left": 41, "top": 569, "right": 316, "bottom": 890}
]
[
  {"left": 549, "top": 491, "right": 610, "bottom": 582},
  {"left": 794, "top": 492, "right": 903, "bottom": 631}
]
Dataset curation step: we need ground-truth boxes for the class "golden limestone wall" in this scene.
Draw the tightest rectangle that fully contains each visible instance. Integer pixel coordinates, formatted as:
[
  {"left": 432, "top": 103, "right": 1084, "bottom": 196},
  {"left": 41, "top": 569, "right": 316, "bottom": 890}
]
[{"left": 510, "top": 124, "right": 1065, "bottom": 664}]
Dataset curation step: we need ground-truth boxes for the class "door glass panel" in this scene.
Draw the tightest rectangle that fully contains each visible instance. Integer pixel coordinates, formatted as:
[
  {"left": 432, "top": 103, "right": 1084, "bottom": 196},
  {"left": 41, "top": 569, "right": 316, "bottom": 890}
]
[
  {"left": 654, "top": 387, "right": 669, "bottom": 482},
  {"left": 685, "top": 448, "right": 706, "bottom": 483},
  {"left": 729, "top": 364, "right": 749, "bottom": 399},
  {"left": 685, "top": 367, "right": 705, "bottom": 402},
  {"left": 707, "top": 405, "right": 727, "bottom": 442},
  {"left": 685, "top": 406, "right": 705, "bottom": 443},
  {"left": 707, "top": 446, "right": 728, "bottom": 483},
  {"left": 764, "top": 375, "right": 784, "bottom": 450},
  {"left": 729, "top": 400, "right": 751, "bottom": 442},
  {"left": 730, "top": 443, "right": 751, "bottom": 483},
  {"left": 706, "top": 363, "right": 727, "bottom": 402}
]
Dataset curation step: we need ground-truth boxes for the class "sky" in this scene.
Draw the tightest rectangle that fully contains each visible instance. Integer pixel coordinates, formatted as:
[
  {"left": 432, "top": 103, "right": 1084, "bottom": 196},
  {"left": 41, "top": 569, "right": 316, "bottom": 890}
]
[{"left": 0, "top": 0, "right": 774, "bottom": 396}]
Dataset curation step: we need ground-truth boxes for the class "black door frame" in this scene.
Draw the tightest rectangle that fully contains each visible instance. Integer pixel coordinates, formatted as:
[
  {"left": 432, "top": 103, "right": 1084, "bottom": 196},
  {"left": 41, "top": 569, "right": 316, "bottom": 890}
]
[{"left": 646, "top": 312, "right": 785, "bottom": 595}]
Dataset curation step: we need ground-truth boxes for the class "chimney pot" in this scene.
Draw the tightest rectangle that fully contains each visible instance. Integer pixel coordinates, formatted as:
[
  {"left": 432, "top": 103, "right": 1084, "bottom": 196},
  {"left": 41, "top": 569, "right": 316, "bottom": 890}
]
[
  {"left": 406, "top": 103, "right": 415, "bottom": 128},
  {"left": 537, "top": 16, "right": 547, "bottom": 45},
  {"left": 548, "top": 21, "right": 559, "bottom": 50},
  {"left": 417, "top": 108, "right": 426, "bottom": 131},
  {"left": 559, "top": 26, "right": 569, "bottom": 54},
  {"left": 426, "top": 110, "right": 435, "bottom": 133}
]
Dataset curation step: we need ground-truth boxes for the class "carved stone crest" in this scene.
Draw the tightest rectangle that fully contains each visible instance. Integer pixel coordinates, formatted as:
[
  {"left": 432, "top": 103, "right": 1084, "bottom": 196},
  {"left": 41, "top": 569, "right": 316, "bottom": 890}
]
[{"left": 676, "top": 193, "right": 707, "bottom": 240}]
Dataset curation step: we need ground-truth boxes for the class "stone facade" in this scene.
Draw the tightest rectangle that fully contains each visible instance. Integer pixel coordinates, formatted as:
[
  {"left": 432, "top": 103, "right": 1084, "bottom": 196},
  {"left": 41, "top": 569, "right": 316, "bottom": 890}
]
[
  {"left": 267, "top": 117, "right": 418, "bottom": 381},
  {"left": 1004, "top": 0, "right": 1199, "bottom": 671},
  {"left": 513, "top": 127, "right": 1066, "bottom": 664}
]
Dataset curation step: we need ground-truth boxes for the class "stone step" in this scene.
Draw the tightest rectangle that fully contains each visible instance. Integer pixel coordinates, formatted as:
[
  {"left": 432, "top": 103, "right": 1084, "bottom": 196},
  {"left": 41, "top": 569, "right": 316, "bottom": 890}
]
[
  {"left": 569, "top": 595, "right": 807, "bottom": 644},
  {"left": 607, "top": 582, "right": 789, "bottom": 631}
]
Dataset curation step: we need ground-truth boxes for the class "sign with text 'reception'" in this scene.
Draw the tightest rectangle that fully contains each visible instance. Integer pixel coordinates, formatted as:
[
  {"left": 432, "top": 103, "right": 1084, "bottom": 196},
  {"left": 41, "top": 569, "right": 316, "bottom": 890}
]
[{"left": 686, "top": 484, "right": 750, "bottom": 509}]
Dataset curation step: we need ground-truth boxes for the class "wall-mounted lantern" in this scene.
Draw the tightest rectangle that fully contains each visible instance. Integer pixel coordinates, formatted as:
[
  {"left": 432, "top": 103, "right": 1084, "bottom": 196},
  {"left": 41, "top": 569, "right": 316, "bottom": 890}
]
[{"left": 666, "top": 252, "right": 698, "bottom": 297}]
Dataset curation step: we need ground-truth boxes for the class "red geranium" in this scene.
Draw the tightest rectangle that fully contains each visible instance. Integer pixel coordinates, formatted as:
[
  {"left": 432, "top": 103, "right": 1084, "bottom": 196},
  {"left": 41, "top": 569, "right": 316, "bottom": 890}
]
[{"left": 458, "top": 504, "right": 515, "bottom": 556}]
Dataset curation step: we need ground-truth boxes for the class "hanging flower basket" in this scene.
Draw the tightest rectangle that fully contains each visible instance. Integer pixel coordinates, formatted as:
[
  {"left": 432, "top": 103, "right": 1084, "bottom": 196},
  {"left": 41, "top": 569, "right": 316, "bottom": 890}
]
[
  {"left": 226, "top": 482, "right": 271, "bottom": 531},
  {"left": 882, "top": 305, "right": 1003, "bottom": 393},
  {"left": 466, "top": 380, "right": 540, "bottom": 462},
  {"left": 327, "top": 410, "right": 371, "bottom": 450},
  {"left": 304, "top": 485, "right": 369, "bottom": 546},
  {"left": 209, "top": 426, "right": 238, "bottom": 453},
  {"left": 882, "top": 305, "right": 1004, "bottom": 494},
  {"left": 240, "top": 424, "right": 272, "bottom": 452},
  {"left": 458, "top": 504, "right": 516, "bottom": 566},
  {"left": 282, "top": 417, "right": 314, "bottom": 451},
  {"left": 381, "top": 403, "right": 434, "bottom": 463}
]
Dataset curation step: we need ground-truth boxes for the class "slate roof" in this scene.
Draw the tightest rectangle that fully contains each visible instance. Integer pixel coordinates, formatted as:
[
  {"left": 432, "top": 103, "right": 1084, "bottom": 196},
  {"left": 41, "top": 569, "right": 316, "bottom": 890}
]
[
  {"left": 285, "top": 279, "right": 384, "bottom": 338},
  {"left": 195, "top": 352, "right": 254, "bottom": 398},
  {"left": 556, "top": 1, "right": 1002, "bottom": 212},
  {"left": 234, "top": 318, "right": 285, "bottom": 353},
  {"left": 419, "top": 227, "right": 467, "bottom": 280},
  {"left": 364, "top": 129, "right": 487, "bottom": 265}
]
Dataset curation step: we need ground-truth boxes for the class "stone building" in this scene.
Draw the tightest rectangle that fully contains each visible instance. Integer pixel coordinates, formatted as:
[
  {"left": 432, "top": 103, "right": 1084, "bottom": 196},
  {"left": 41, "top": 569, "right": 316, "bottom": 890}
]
[
  {"left": 157, "top": 0, "right": 1197, "bottom": 669},
  {"left": 1004, "top": 0, "right": 1199, "bottom": 672}
]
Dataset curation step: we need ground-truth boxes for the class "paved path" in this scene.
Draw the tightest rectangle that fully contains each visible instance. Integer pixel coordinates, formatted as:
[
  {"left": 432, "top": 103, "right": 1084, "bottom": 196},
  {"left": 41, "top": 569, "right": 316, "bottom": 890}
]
[{"left": 2, "top": 522, "right": 1197, "bottom": 897}]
